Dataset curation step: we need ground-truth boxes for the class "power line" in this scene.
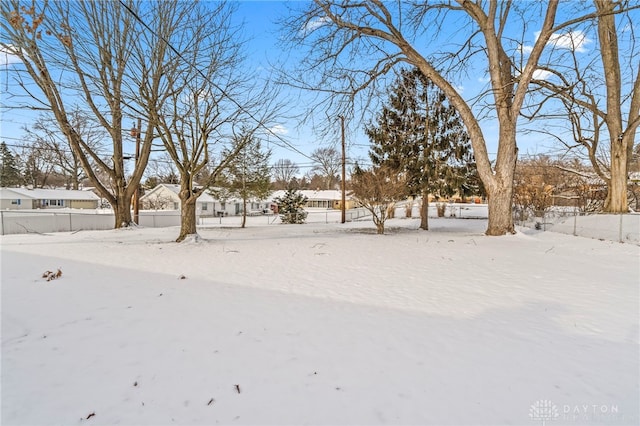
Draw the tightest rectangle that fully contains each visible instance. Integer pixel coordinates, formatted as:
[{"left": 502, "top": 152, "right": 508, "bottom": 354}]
[{"left": 117, "top": 0, "right": 316, "bottom": 164}]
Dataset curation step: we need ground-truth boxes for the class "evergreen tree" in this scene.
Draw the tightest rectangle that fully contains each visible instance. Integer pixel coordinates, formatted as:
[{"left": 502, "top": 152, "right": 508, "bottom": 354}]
[
  {"left": 274, "top": 189, "right": 308, "bottom": 224},
  {"left": 220, "top": 131, "right": 272, "bottom": 228},
  {"left": 365, "top": 67, "right": 479, "bottom": 230},
  {"left": 0, "top": 142, "right": 22, "bottom": 187}
]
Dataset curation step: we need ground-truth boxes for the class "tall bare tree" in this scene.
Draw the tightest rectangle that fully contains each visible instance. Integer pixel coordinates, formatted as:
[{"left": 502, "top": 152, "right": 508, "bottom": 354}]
[
  {"left": 140, "top": 1, "right": 282, "bottom": 242},
  {"left": 0, "top": 0, "right": 177, "bottom": 227},
  {"left": 22, "top": 110, "right": 103, "bottom": 189},
  {"left": 19, "top": 139, "right": 55, "bottom": 188},
  {"left": 527, "top": 1, "right": 640, "bottom": 213},
  {"left": 310, "top": 147, "right": 341, "bottom": 189},
  {"left": 280, "top": 0, "right": 629, "bottom": 235},
  {"left": 271, "top": 158, "right": 300, "bottom": 190}
]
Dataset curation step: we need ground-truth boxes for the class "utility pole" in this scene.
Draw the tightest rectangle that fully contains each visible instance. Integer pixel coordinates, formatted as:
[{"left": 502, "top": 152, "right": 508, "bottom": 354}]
[
  {"left": 131, "top": 118, "right": 141, "bottom": 225},
  {"left": 339, "top": 115, "right": 346, "bottom": 224}
]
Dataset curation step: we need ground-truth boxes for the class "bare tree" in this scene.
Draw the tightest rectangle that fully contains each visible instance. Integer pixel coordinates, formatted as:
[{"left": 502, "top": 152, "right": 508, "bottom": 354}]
[
  {"left": 527, "top": 1, "right": 640, "bottom": 213},
  {"left": 0, "top": 0, "right": 178, "bottom": 227},
  {"left": 280, "top": 1, "right": 626, "bottom": 235},
  {"left": 145, "top": 155, "right": 180, "bottom": 187},
  {"left": 18, "top": 139, "right": 55, "bottom": 188},
  {"left": 141, "top": 1, "right": 282, "bottom": 242},
  {"left": 22, "top": 110, "right": 103, "bottom": 189},
  {"left": 513, "top": 156, "right": 563, "bottom": 220},
  {"left": 141, "top": 192, "right": 174, "bottom": 211},
  {"left": 302, "top": 172, "right": 326, "bottom": 190},
  {"left": 310, "top": 147, "right": 341, "bottom": 189},
  {"left": 350, "top": 164, "right": 408, "bottom": 234},
  {"left": 271, "top": 158, "right": 300, "bottom": 190}
]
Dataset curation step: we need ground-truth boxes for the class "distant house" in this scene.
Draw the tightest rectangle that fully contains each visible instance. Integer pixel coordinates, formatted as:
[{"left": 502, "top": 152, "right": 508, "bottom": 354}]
[
  {"left": 139, "top": 184, "right": 183, "bottom": 211},
  {"left": 141, "top": 185, "right": 356, "bottom": 216},
  {"left": 140, "top": 183, "right": 272, "bottom": 216},
  {"left": 0, "top": 187, "right": 100, "bottom": 210},
  {"left": 269, "top": 190, "right": 357, "bottom": 210}
]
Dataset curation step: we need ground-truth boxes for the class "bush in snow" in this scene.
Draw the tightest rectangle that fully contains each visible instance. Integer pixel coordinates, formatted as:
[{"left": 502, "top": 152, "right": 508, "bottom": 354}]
[{"left": 274, "top": 189, "right": 308, "bottom": 224}]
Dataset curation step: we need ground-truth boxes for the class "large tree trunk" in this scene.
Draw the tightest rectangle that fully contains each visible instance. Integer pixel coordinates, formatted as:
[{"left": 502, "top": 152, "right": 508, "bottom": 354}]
[
  {"left": 595, "top": 0, "right": 630, "bottom": 213},
  {"left": 113, "top": 193, "right": 133, "bottom": 228},
  {"left": 604, "top": 138, "right": 629, "bottom": 212},
  {"left": 485, "top": 181, "right": 516, "bottom": 236},
  {"left": 420, "top": 191, "right": 429, "bottom": 231},
  {"left": 177, "top": 198, "right": 197, "bottom": 243}
]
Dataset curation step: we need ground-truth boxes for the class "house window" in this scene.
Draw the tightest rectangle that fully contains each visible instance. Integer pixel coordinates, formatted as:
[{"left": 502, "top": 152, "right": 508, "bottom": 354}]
[
  {"left": 11, "top": 199, "right": 20, "bottom": 205},
  {"left": 202, "top": 203, "right": 208, "bottom": 211},
  {"left": 174, "top": 202, "right": 179, "bottom": 210}
]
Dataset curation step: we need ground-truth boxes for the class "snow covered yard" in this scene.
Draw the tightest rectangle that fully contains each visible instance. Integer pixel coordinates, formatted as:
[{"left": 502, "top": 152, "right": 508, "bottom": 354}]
[{"left": 1, "top": 218, "right": 638, "bottom": 426}]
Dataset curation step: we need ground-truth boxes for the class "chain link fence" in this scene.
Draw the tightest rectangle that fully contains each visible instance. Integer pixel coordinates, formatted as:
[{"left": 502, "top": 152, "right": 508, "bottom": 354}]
[
  {"left": 514, "top": 207, "right": 640, "bottom": 244},
  {"left": 0, "top": 208, "right": 373, "bottom": 235}
]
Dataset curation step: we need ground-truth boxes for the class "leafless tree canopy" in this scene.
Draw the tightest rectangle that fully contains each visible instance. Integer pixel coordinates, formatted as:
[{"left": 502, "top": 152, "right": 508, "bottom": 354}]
[
  {"left": 271, "top": 159, "right": 300, "bottom": 190},
  {"left": 0, "top": 0, "right": 181, "bottom": 227},
  {"left": 135, "top": 1, "right": 284, "bottom": 241},
  {"left": 22, "top": 109, "right": 104, "bottom": 189},
  {"left": 350, "top": 164, "right": 408, "bottom": 234},
  {"left": 310, "top": 147, "right": 341, "bottom": 190},
  {"left": 525, "top": 1, "right": 640, "bottom": 213},
  {"left": 279, "top": 0, "right": 634, "bottom": 234}
]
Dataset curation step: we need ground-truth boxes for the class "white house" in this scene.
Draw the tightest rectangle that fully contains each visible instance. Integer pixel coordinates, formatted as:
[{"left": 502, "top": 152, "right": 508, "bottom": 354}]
[
  {"left": 0, "top": 187, "right": 100, "bottom": 210},
  {"left": 140, "top": 184, "right": 272, "bottom": 216}
]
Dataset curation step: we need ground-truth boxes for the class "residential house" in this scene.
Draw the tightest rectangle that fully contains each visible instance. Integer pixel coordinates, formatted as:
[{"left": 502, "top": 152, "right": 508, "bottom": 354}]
[
  {"left": 140, "top": 183, "right": 272, "bottom": 216},
  {"left": 0, "top": 187, "right": 100, "bottom": 210},
  {"left": 269, "top": 190, "right": 357, "bottom": 210}
]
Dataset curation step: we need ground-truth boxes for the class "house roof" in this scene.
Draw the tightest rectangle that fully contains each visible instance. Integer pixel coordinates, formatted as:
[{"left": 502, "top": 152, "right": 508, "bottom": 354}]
[
  {"left": 140, "top": 183, "right": 218, "bottom": 203},
  {"left": 0, "top": 187, "right": 100, "bottom": 201},
  {"left": 269, "top": 189, "right": 351, "bottom": 202},
  {"left": 140, "top": 184, "right": 350, "bottom": 204}
]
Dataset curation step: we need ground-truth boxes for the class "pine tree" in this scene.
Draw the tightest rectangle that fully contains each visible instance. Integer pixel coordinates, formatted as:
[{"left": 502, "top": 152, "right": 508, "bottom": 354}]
[
  {"left": 220, "top": 131, "right": 272, "bottom": 228},
  {"left": 274, "top": 189, "right": 308, "bottom": 224},
  {"left": 365, "top": 67, "right": 480, "bottom": 230},
  {"left": 0, "top": 142, "right": 22, "bottom": 187}
]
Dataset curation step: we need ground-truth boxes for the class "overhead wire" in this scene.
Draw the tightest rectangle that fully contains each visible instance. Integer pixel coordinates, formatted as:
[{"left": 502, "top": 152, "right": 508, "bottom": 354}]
[{"left": 117, "top": 0, "right": 316, "bottom": 164}]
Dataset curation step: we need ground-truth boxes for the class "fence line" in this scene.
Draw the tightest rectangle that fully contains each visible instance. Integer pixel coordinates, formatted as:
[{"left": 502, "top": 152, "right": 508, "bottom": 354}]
[
  {"left": 0, "top": 210, "right": 183, "bottom": 236},
  {"left": 0, "top": 208, "right": 374, "bottom": 235},
  {"left": 5, "top": 206, "right": 634, "bottom": 244},
  {"left": 0, "top": 204, "right": 484, "bottom": 235},
  {"left": 514, "top": 208, "right": 640, "bottom": 244}
]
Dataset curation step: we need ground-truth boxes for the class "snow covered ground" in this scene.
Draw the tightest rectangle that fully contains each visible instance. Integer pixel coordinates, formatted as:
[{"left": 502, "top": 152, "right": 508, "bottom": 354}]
[{"left": 1, "top": 217, "right": 638, "bottom": 425}]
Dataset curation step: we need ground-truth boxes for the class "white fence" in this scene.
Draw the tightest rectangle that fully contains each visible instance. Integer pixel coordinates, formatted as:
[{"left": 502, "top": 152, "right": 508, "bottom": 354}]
[
  {"left": 0, "top": 208, "right": 373, "bottom": 235},
  {"left": 0, "top": 210, "right": 185, "bottom": 235},
  {"left": 0, "top": 205, "right": 485, "bottom": 235},
  {"left": 5, "top": 206, "right": 634, "bottom": 244}
]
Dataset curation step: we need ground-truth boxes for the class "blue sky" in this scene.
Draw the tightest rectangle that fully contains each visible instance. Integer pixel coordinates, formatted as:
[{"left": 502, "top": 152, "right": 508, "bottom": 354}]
[
  {"left": 1, "top": 1, "right": 635, "bottom": 175},
  {"left": 234, "top": 1, "right": 370, "bottom": 170}
]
